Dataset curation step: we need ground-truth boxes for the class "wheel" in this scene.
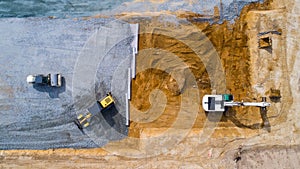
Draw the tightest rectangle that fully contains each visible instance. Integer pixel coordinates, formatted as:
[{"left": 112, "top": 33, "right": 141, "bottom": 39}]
[
  {"left": 83, "top": 122, "right": 90, "bottom": 128},
  {"left": 77, "top": 114, "right": 83, "bottom": 120}
]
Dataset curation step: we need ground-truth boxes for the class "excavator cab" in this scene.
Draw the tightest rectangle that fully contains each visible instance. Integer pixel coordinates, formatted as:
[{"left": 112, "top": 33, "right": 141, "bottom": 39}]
[{"left": 223, "top": 94, "right": 233, "bottom": 102}]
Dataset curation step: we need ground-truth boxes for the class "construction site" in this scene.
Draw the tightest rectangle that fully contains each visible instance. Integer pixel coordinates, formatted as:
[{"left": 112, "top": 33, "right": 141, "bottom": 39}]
[{"left": 0, "top": 0, "right": 300, "bottom": 168}]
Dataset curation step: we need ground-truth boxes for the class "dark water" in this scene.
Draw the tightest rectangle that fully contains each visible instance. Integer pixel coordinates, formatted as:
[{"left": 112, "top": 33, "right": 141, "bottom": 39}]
[
  {"left": 0, "top": 0, "right": 264, "bottom": 21},
  {"left": 0, "top": 0, "right": 131, "bottom": 18}
]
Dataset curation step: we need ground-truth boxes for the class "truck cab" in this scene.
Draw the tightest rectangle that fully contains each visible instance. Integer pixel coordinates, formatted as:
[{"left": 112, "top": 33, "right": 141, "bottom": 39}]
[
  {"left": 27, "top": 73, "right": 62, "bottom": 87},
  {"left": 98, "top": 93, "right": 115, "bottom": 108}
]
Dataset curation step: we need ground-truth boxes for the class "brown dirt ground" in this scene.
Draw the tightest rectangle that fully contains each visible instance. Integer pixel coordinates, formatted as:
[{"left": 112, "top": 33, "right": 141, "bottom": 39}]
[{"left": 129, "top": 1, "right": 275, "bottom": 138}]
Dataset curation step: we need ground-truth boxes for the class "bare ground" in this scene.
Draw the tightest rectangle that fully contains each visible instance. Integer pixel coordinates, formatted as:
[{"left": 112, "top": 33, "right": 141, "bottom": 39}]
[{"left": 1, "top": 0, "right": 300, "bottom": 168}]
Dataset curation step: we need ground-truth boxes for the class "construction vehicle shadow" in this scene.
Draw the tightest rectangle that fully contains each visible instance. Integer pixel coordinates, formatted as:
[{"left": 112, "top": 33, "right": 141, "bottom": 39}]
[
  {"left": 99, "top": 104, "right": 128, "bottom": 138},
  {"left": 260, "top": 108, "right": 271, "bottom": 132},
  {"left": 263, "top": 47, "right": 272, "bottom": 54},
  {"left": 221, "top": 108, "right": 271, "bottom": 132},
  {"left": 33, "top": 77, "right": 66, "bottom": 98},
  {"left": 100, "top": 104, "right": 119, "bottom": 128}
]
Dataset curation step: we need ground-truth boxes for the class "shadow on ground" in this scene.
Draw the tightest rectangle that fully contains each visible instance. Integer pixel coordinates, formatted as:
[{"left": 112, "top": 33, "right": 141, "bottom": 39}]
[
  {"left": 33, "top": 77, "right": 66, "bottom": 98},
  {"left": 224, "top": 108, "right": 271, "bottom": 132},
  {"left": 205, "top": 108, "right": 271, "bottom": 132},
  {"left": 101, "top": 104, "right": 119, "bottom": 128}
]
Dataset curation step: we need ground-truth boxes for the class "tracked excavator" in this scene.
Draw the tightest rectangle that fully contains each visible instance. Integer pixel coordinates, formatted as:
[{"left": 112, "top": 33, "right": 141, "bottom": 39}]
[{"left": 202, "top": 94, "right": 270, "bottom": 112}]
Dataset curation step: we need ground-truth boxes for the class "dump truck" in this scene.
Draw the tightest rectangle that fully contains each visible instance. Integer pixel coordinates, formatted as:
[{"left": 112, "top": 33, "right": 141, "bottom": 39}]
[
  {"left": 26, "top": 73, "right": 62, "bottom": 87},
  {"left": 75, "top": 93, "right": 115, "bottom": 130}
]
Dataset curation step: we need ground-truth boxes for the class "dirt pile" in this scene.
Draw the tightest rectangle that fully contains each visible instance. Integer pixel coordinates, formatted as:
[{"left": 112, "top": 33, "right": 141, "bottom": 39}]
[{"left": 129, "top": 1, "right": 275, "bottom": 138}]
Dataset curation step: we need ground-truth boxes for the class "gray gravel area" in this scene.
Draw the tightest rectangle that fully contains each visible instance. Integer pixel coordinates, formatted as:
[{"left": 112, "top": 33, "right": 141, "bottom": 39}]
[{"left": 0, "top": 18, "right": 133, "bottom": 149}]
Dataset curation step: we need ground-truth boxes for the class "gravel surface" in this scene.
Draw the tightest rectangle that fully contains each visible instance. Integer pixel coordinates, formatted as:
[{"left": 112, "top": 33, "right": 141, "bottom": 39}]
[{"left": 0, "top": 18, "right": 134, "bottom": 149}]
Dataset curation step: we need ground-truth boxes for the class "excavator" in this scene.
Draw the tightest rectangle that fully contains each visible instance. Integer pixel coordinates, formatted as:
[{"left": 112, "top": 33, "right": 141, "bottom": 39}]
[{"left": 202, "top": 94, "right": 270, "bottom": 112}]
